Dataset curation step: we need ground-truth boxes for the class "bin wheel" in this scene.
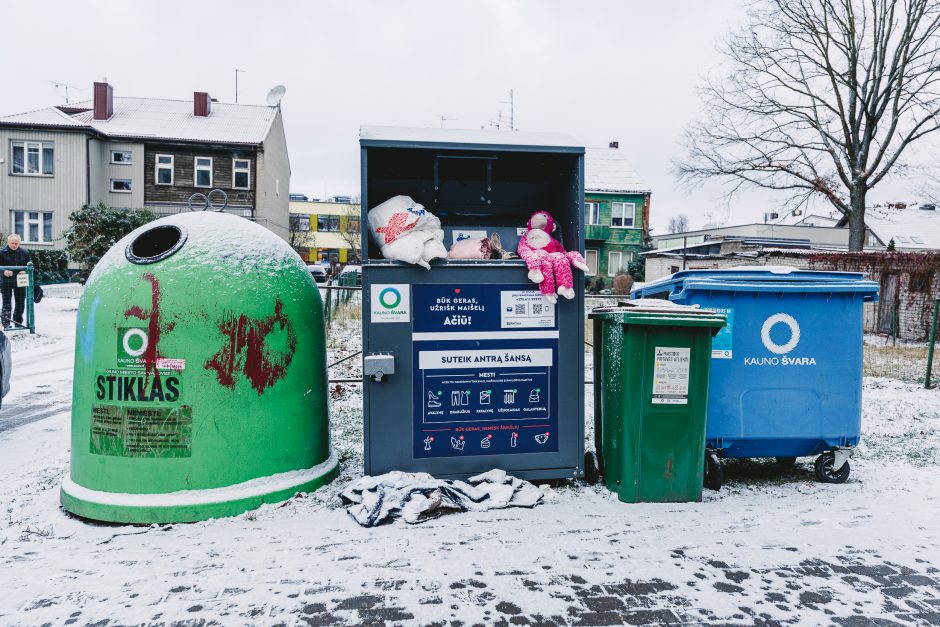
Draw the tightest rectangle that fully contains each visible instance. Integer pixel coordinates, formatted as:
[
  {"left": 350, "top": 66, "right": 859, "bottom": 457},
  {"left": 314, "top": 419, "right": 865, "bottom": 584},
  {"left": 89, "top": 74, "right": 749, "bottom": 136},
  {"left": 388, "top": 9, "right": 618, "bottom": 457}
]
[
  {"left": 704, "top": 453, "right": 723, "bottom": 491},
  {"left": 814, "top": 452, "right": 850, "bottom": 484},
  {"left": 584, "top": 451, "right": 600, "bottom": 485},
  {"left": 775, "top": 457, "right": 798, "bottom": 467}
]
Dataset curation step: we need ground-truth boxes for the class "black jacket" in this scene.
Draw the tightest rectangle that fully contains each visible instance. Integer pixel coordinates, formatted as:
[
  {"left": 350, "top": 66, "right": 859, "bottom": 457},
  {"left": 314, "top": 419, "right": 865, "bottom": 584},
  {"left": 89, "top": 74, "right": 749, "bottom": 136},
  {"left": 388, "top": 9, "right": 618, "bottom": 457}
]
[{"left": 0, "top": 246, "right": 31, "bottom": 286}]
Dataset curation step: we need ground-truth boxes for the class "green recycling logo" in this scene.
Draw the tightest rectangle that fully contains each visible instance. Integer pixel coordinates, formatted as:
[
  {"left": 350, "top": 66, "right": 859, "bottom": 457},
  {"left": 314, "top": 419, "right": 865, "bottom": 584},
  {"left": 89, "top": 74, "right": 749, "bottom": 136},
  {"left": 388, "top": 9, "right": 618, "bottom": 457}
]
[{"left": 379, "top": 287, "right": 402, "bottom": 309}]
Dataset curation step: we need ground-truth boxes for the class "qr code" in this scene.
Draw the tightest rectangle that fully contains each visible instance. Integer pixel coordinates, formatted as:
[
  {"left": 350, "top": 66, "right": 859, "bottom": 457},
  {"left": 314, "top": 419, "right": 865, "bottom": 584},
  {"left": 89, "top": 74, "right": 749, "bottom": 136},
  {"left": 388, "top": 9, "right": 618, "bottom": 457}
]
[
  {"left": 531, "top": 303, "right": 544, "bottom": 315},
  {"left": 514, "top": 304, "right": 526, "bottom": 315}
]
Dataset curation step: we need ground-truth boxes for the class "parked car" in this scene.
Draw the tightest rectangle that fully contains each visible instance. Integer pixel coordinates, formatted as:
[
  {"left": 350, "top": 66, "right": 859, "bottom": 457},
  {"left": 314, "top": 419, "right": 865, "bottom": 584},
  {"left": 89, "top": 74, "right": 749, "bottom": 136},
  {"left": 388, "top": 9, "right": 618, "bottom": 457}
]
[
  {"left": 306, "top": 264, "right": 328, "bottom": 283},
  {"left": 0, "top": 329, "right": 10, "bottom": 409}
]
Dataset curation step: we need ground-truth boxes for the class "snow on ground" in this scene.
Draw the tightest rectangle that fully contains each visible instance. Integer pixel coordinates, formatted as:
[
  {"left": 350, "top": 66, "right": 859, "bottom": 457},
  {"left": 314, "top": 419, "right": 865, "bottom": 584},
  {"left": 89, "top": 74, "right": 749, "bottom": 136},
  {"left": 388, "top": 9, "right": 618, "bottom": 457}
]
[{"left": 1, "top": 297, "right": 939, "bottom": 626}]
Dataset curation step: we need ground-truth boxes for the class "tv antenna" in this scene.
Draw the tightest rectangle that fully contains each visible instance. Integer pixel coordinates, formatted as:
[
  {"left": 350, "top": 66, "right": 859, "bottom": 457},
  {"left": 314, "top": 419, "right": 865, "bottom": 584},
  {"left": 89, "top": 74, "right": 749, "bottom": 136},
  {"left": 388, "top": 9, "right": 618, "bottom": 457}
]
[
  {"left": 235, "top": 68, "right": 247, "bottom": 103},
  {"left": 49, "top": 81, "right": 82, "bottom": 104},
  {"left": 266, "top": 85, "right": 287, "bottom": 107},
  {"left": 438, "top": 114, "right": 456, "bottom": 128},
  {"left": 500, "top": 89, "right": 515, "bottom": 131}
]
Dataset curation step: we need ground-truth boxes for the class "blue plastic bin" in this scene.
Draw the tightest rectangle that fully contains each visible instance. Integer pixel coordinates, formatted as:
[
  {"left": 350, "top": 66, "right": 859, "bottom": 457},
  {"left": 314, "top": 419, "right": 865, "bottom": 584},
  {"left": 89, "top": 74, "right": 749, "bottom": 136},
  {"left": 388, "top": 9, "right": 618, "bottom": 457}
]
[{"left": 631, "top": 266, "right": 879, "bottom": 486}]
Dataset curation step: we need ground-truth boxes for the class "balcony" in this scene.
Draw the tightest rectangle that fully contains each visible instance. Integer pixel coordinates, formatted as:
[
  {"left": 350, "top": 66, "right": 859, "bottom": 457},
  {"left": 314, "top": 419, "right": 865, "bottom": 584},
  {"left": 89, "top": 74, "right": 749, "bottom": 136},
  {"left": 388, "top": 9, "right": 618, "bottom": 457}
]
[{"left": 585, "top": 224, "right": 610, "bottom": 241}]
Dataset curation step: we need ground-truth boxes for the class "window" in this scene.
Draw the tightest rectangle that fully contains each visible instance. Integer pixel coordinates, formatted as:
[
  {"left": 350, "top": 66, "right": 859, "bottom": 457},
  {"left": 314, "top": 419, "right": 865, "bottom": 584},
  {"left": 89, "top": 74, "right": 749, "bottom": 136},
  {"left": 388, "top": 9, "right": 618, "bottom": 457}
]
[
  {"left": 289, "top": 213, "right": 310, "bottom": 231},
  {"left": 346, "top": 217, "right": 361, "bottom": 233},
  {"left": 12, "top": 211, "right": 53, "bottom": 244},
  {"left": 586, "top": 202, "right": 600, "bottom": 225},
  {"left": 11, "top": 141, "right": 54, "bottom": 175},
  {"left": 607, "top": 250, "right": 635, "bottom": 276},
  {"left": 155, "top": 154, "right": 174, "bottom": 185},
  {"left": 317, "top": 215, "right": 340, "bottom": 232},
  {"left": 195, "top": 157, "right": 212, "bottom": 187},
  {"left": 110, "top": 179, "right": 132, "bottom": 193},
  {"left": 111, "top": 150, "right": 133, "bottom": 164},
  {"left": 232, "top": 159, "right": 250, "bottom": 189},
  {"left": 585, "top": 250, "right": 598, "bottom": 276},
  {"left": 611, "top": 201, "right": 636, "bottom": 228}
]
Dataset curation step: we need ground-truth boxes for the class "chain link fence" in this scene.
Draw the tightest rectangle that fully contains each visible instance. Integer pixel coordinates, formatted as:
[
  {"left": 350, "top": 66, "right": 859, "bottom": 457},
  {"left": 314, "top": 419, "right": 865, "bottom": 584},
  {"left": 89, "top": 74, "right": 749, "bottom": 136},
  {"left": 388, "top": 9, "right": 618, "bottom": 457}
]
[{"left": 322, "top": 292, "right": 940, "bottom": 389}]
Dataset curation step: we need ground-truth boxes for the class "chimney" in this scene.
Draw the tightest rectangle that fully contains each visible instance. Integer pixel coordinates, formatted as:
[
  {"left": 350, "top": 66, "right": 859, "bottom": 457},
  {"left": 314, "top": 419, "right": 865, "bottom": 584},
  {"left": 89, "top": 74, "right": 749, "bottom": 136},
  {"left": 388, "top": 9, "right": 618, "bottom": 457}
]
[
  {"left": 93, "top": 81, "right": 113, "bottom": 120},
  {"left": 194, "top": 92, "right": 212, "bottom": 117},
  {"left": 609, "top": 141, "right": 619, "bottom": 149}
]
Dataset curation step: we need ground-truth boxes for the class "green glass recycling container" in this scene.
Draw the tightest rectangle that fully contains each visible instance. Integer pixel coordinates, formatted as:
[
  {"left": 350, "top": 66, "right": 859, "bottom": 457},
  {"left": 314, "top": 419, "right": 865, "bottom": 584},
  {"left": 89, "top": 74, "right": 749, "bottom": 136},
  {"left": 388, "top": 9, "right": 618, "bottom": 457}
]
[{"left": 61, "top": 212, "right": 337, "bottom": 523}]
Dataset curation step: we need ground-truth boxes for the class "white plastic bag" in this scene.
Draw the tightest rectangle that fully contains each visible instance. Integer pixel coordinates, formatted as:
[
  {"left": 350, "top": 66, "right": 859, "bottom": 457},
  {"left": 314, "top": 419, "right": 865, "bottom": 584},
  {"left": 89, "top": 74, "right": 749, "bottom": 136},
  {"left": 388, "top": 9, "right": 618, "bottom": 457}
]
[{"left": 367, "top": 195, "right": 446, "bottom": 270}]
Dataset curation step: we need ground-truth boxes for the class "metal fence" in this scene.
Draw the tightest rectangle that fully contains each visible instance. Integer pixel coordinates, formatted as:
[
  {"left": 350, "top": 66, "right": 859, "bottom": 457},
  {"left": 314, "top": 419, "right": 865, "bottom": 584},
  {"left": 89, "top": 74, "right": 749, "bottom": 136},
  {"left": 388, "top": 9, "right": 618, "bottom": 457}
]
[{"left": 321, "top": 291, "right": 940, "bottom": 389}]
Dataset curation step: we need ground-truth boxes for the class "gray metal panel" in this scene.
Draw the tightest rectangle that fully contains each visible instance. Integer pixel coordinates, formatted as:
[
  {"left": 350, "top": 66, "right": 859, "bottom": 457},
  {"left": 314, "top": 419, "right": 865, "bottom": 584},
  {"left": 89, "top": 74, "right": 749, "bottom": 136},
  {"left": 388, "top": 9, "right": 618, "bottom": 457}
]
[
  {"left": 363, "top": 264, "right": 584, "bottom": 481},
  {"left": 360, "top": 125, "right": 584, "bottom": 153}
]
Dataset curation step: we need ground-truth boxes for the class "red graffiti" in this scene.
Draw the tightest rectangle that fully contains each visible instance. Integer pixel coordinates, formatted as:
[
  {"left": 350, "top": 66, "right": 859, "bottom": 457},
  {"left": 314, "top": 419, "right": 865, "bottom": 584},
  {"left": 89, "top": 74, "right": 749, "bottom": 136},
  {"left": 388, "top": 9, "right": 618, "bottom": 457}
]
[
  {"left": 124, "top": 272, "right": 162, "bottom": 383},
  {"left": 204, "top": 299, "right": 297, "bottom": 395}
]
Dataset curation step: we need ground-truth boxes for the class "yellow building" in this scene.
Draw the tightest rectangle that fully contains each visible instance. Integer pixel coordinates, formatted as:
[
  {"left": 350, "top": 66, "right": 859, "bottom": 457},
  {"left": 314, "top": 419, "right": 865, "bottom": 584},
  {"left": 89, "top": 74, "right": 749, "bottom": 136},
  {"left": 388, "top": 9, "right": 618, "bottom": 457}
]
[{"left": 288, "top": 199, "right": 361, "bottom": 264}]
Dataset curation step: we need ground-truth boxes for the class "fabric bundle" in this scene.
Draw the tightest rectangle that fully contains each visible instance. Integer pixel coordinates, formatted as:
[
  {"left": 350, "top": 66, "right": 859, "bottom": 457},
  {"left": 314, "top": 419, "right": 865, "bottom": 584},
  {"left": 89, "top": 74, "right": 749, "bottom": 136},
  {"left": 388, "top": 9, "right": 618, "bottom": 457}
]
[{"left": 340, "top": 469, "right": 544, "bottom": 527}]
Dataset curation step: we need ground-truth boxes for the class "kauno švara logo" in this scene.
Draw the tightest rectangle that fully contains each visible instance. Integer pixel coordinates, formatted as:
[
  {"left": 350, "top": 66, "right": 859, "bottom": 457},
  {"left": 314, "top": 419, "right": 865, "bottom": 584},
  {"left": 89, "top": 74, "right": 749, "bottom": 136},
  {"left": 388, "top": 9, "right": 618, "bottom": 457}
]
[
  {"left": 379, "top": 287, "right": 402, "bottom": 309},
  {"left": 120, "top": 328, "right": 148, "bottom": 358},
  {"left": 745, "top": 313, "right": 816, "bottom": 366},
  {"left": 761, "top": 313, "right": 800, "bottom": 354}
]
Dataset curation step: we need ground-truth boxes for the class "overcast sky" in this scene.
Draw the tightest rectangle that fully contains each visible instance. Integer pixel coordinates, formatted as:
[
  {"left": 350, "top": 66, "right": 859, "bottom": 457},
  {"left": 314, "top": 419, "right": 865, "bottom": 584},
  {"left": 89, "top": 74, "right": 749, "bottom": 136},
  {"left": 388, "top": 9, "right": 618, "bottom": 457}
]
[{"left": 2, "top": 1, "right": 923, "bottom": 233}]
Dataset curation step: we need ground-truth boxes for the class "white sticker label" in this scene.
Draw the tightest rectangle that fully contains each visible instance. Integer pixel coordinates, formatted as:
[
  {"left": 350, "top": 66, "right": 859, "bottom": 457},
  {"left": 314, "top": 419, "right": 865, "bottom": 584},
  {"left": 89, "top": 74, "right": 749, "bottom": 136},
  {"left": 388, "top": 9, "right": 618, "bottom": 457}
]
[
  {"left": 419, "top": 349, "right": 553, "bottom": 369},
  {"left": 370, "top": 284, "right": 411, "bottom": 323},
  {"left": 451, "top": 230, "right": 488, "bottom": 245},
  {"left": 16, "top": 273, "right": 28, "bottom": 288},
  {"left": 500, "top": 291, "right": 555, "bottom": 328},
  {"left": 652, "top": 346, "right": 690, "bottom": 405}
]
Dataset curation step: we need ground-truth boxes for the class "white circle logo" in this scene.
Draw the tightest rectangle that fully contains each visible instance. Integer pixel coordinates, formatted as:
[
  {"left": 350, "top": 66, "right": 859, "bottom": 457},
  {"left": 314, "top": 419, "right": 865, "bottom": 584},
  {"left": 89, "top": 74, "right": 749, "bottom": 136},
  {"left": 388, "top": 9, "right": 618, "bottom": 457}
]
[
  {"left": 760, "top": 313, "right": 800, "bottom": 355},
  {"left": 122, "top": 328, "right": 149, "bottom": 357}
]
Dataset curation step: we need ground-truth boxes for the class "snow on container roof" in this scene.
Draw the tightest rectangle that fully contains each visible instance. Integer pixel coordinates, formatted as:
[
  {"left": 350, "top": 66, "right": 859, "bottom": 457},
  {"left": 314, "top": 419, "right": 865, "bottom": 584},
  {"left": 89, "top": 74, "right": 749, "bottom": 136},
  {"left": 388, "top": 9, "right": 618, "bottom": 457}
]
[
  {"left": 585, "top": 147, "right": 650, "bottom": 194},
  {"left": 359, "top": 125, "right": 583, "bottom": 152}
]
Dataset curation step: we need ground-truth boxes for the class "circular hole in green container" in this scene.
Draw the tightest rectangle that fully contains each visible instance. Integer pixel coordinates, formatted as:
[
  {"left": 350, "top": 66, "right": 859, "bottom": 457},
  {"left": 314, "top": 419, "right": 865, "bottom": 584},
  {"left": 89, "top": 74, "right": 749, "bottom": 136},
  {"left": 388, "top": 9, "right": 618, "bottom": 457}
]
[{"left": 126, "top": 225, "right": 187, "bottom": 264}]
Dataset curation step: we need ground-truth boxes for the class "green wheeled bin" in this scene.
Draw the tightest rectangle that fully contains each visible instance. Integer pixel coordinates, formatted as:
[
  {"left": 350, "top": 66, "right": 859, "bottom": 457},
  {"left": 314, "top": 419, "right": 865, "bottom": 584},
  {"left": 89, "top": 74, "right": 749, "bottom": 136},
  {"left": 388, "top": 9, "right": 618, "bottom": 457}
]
[{"left": 587, "top": 301, "right": 725, "bottom": 503}]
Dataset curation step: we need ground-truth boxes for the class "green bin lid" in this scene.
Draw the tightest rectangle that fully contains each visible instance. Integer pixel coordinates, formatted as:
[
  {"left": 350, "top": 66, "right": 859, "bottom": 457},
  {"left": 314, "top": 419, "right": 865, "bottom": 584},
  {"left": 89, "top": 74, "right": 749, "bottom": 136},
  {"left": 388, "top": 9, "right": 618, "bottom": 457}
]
[{"left": 589, "top": 299, "right": 726, "bottom": 330}]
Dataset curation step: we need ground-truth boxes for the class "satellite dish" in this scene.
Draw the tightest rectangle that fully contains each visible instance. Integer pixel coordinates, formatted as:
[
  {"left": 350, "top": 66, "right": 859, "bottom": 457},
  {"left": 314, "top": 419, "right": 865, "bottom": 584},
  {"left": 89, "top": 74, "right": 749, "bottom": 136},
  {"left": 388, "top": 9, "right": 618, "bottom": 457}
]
[{"left": 266, "top": 85, "right": 287, "bottom": 106}]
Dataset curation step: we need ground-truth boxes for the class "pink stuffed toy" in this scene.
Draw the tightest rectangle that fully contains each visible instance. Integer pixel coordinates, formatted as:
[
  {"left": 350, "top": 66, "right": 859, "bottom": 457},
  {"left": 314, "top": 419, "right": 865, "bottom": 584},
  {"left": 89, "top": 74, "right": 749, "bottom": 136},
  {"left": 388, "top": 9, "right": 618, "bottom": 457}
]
[{"left": 517, "top": 211, "right": 589, "bottom": 304}]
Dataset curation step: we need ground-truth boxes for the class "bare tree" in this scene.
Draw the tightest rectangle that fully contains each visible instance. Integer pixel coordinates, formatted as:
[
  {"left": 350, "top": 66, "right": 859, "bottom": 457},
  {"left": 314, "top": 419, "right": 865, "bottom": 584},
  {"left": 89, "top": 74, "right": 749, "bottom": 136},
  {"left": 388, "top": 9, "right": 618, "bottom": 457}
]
[
  {"left": 676, "top": 0, "right": 940, "bottom": 250},
  {"left": 668, "top": 214, "right": 691, "bottom": 233},
  {"left": 288, "top": 213, "right": 314, "bottom": 259},
  {"left": 339, "top": 205, "right": 362, "bottom": 263}
]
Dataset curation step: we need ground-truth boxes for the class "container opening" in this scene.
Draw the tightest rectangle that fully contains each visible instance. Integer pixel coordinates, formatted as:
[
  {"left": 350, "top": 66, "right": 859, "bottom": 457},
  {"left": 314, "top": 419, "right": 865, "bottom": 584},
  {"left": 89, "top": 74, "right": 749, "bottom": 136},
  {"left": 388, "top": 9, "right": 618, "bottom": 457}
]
[{"left": 126, "top": 225, "right": 187, "bottom": 264}]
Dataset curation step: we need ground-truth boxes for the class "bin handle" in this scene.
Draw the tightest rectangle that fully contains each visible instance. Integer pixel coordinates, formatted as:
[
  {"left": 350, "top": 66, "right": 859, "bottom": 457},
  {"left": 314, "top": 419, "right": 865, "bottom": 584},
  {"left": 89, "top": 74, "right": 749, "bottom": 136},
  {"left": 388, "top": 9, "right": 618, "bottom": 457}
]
[{"left": 670, "top": 280, "right": 879, "bottom": 302}]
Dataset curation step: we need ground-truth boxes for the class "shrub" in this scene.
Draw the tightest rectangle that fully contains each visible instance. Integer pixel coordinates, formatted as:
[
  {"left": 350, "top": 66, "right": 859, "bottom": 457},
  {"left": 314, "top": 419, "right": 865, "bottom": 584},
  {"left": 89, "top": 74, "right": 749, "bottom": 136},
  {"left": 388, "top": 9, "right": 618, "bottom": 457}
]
[
  {"left": 29, "top": 249, "right": 70, "bottom": 285},
  {"left": 63, "top": 203, "right": 156, "bottom": 275},
  {"left": 612, "top": 273, "right": 634, "bottom": 295}
]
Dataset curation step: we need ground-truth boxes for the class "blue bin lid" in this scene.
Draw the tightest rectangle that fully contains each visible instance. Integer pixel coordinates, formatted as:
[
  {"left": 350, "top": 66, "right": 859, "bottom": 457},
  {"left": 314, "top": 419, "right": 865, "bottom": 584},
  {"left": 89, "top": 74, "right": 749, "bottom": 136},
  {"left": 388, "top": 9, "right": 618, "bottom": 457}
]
[{"left": 632, "top": 265, "right": 879, "bottom": 302}]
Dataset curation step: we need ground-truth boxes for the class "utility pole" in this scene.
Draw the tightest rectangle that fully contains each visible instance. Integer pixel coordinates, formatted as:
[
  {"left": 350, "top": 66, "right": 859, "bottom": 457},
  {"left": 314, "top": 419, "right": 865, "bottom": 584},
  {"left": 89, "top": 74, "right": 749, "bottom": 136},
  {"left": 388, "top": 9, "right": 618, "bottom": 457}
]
[
  {"left": 500, "top": 89, "right": 515, "bottom": 131},
  {"left": 438, "top": 114, "right": 455, "bottom": 128},
  {"left": 235, "top": 68, "right": 247, "bottom": 103}
]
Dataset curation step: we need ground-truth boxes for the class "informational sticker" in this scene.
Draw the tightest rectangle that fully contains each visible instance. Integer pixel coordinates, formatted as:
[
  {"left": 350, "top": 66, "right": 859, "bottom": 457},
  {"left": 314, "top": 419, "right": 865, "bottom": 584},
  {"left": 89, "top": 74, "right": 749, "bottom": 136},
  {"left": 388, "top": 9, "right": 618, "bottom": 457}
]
[
  {"left": 652, "top": 346, "right": 691, "bottom": 405},
  {"left": 90, "top": 403, "right": 193, "bottom": 458},
  {"left": 500, "top": 291, "right": 555, "bottom": 328},
  {"left": 411, "top": 283, "right": 559, "bottom": 459},
  {"left": 710, "top": 307, "right": 734, "bottom": 359},
  {"left": 516, "top": 227, "right": 528, "bottom": 237},
  {"left": 16, "top": 273, "right": 28, "bottom": 288},
  {"left": 451, "top": 229, "right": 488, "bottom": 245},
  {"left": 370, "top": 284, "right": 411, "bottom": 323}
]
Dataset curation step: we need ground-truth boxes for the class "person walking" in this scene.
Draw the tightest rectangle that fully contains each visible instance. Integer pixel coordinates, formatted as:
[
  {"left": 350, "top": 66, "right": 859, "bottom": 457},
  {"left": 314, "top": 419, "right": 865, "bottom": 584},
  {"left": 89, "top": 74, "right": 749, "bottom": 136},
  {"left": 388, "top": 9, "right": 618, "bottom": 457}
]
[{"left": 0, "top": 234, "right": 31, "bottom": 329}]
